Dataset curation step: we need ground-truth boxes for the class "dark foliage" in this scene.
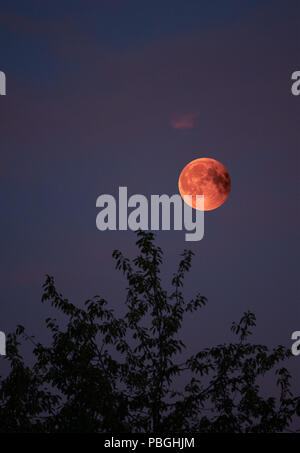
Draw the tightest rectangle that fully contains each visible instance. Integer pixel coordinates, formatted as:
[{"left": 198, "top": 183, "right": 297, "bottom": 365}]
[{"left": 0, "top": 231, "right": 299, "bottom": 433}]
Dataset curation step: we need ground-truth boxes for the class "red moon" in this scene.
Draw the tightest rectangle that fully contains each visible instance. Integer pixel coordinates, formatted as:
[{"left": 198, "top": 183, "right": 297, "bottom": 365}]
[{"left": 178, "top": 158, "right": 231, "bottom": 211}]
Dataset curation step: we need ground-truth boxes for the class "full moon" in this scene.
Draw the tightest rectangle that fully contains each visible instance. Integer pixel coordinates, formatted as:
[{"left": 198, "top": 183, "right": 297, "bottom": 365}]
[{"left": 178, "top": 158, "right": 231, "bottom": 211}]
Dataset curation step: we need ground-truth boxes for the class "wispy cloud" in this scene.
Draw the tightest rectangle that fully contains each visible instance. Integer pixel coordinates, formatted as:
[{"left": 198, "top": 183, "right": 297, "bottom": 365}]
[{"left": 170, "top": 113, "right": 198, "bottom": 130}]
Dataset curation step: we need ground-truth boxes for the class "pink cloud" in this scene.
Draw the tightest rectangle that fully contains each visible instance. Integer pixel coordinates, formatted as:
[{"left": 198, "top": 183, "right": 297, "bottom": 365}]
[{"left": 170, "top": 113, "right": 198, "bottom": 130}]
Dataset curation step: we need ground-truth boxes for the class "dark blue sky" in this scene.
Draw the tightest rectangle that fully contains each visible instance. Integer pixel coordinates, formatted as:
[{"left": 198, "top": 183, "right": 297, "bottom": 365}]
[{"left": 0, "top": 0, "right": 299, "bottom": 390}]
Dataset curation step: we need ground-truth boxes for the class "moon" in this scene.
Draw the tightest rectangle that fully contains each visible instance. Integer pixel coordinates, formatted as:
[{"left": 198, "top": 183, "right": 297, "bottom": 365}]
[{"left": 178, "top": 158, "right": 231, "bottom": 211}]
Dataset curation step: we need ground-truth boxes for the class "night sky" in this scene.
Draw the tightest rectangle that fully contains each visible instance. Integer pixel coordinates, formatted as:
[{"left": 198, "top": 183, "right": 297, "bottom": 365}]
[{"left": 0, "top": 0, "right": 299, "bottom": 390}]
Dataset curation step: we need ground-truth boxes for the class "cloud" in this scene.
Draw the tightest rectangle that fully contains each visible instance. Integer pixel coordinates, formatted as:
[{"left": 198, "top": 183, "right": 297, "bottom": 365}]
[{"left": 170, "top": 113, "right": 198, "bottom": 130}]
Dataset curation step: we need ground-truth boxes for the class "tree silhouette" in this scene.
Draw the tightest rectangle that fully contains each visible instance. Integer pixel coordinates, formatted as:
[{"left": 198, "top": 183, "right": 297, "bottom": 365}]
[{"left": 0, "top": 231, "right": 299, "bottom": 433}]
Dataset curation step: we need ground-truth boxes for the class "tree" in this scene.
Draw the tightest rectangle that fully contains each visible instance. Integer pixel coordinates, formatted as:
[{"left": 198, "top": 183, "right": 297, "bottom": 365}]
[{"left": 0, "top": 231, "right": 299, "bottom": 432}]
